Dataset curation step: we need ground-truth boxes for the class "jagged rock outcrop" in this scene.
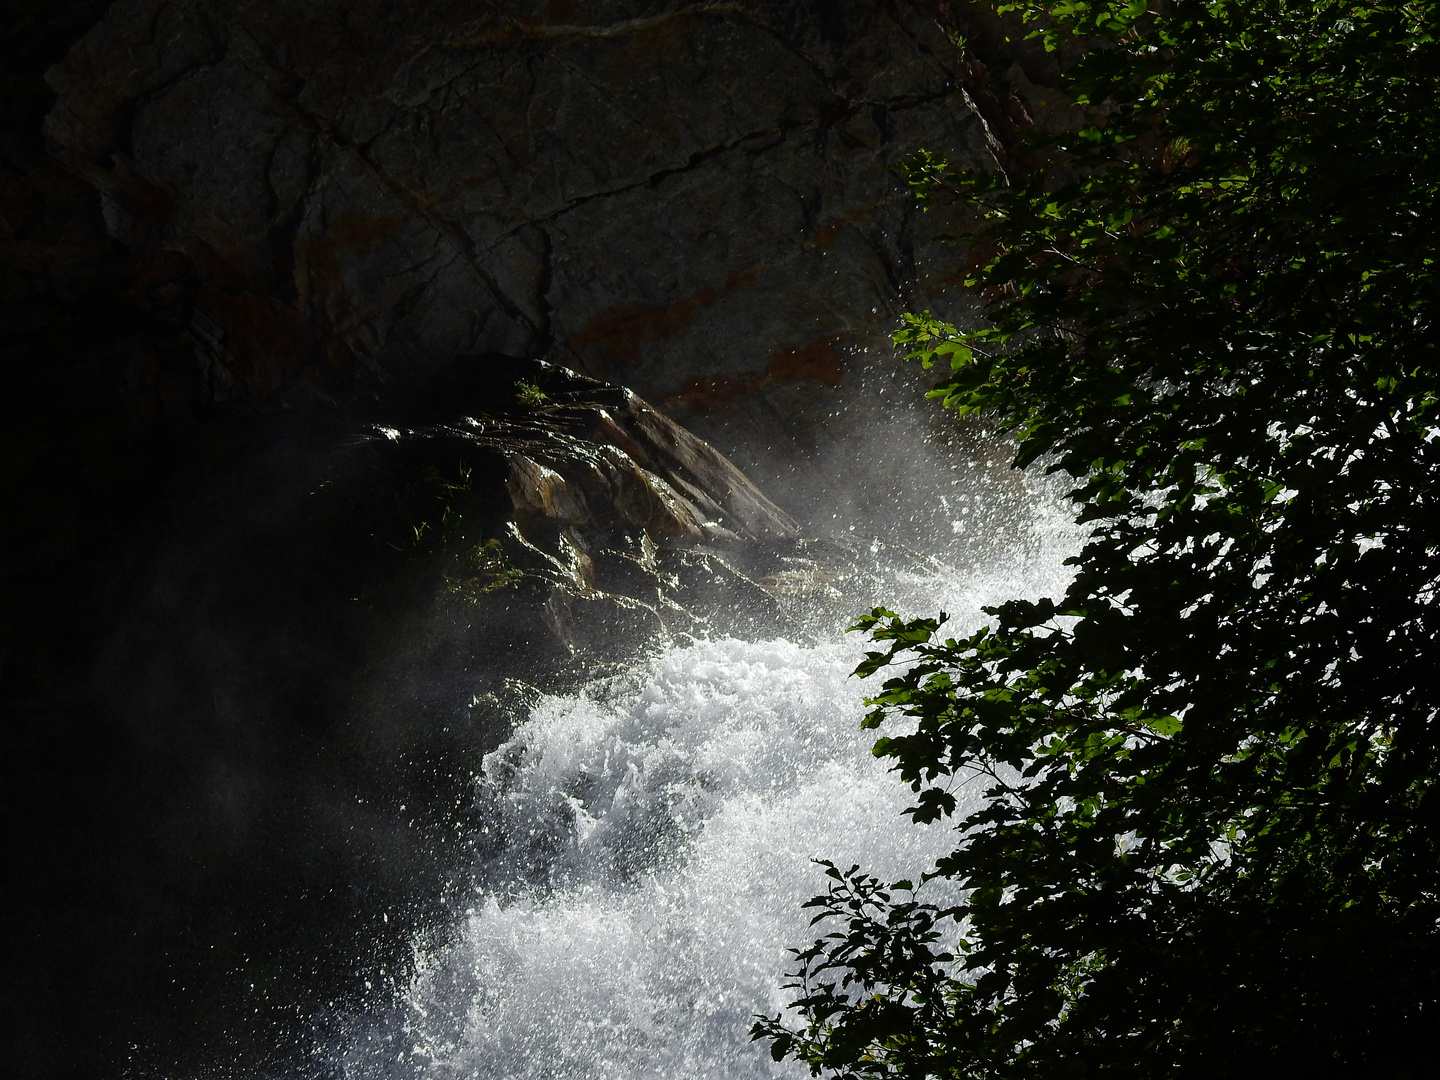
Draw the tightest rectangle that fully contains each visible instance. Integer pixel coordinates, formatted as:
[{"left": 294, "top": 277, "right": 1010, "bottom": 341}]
[
  {"left": 321, "top": 358, "right": 947, "bottom": 656},
  {"left": 450, "top": 358, "right": 800, "bottom": 548},
  {"left": 43, "top": 1, "right": 990, "bottom": 445},
  {"left": 366, "top": 356, "right": 808, "bottom": 653}
]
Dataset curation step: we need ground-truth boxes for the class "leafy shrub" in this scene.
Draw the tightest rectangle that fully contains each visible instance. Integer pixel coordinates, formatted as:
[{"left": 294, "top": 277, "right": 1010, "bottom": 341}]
[{"left": 756, "top": 1, "right": 1440, "bottom": 1076}]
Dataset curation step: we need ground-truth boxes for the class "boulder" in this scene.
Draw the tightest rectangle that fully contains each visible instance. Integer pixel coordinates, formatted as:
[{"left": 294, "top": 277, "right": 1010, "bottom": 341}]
[{"left": 365, "top": 356, "right": 803, "bottom": 652}]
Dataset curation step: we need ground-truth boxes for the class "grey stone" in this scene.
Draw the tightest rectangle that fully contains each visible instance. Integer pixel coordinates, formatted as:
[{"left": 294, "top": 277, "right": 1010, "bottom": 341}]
[{"left": 45, "top": 0, "right": 992, "bottom": 495}]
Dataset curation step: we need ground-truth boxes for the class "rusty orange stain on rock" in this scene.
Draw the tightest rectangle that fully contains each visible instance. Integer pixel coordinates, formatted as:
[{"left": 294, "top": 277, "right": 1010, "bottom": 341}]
[
  {"left": 196, "top": 285, "right": 319, "bottom": 397},
  {"left": 810, "top": 216, "right": 853, "bottom": 248},
  {"left": 193, "top": 235, "right": 262, "bottom": 294},
  {"left": 567, "top": 191, "right": 906, "bottom": 383},
  {"left": 125, "top": 250, "right": 193, "bottom": 309},
  {"left": 535, "top": 0, "right": 579, "bottom": 21},
  {"left": 304, "top": 214, "right": 402, "bottom": 281},
  {"left": 111, "top": 168, "right": 174, "bottom": 223},
  {"left": 664, "top": 336, "right": 845, "bottom": 414},
  {"left": 567, "top": 193, "right": 903, "bottom": 370},
  {"left": 566, "top": 266, "right": 760, "bottom": 372},
  {"left": 665, "top": 372, "right": 754, "bottom": 414},
  {"left": 766, "top": 339, "right": 843, "bottom": 386},
  {"left": 808, "top": 196, "right": 898, "bottom": 248}
]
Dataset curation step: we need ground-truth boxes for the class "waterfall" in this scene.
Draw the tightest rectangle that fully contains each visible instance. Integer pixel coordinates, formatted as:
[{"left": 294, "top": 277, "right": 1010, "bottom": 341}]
[{"left": 318, "top": 474, "right": 1079, "bottom": 1080}]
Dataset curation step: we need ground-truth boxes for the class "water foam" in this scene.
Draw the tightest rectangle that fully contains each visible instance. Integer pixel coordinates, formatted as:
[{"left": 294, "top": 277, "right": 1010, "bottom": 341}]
[{"left": 327, "top": 477, "right": 1079, "bottom": 1080}]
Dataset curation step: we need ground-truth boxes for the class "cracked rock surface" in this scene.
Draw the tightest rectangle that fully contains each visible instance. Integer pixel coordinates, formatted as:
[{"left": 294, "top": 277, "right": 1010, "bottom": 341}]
[{"left": 45, "top": 0, "right": 989, "bottom": 478}]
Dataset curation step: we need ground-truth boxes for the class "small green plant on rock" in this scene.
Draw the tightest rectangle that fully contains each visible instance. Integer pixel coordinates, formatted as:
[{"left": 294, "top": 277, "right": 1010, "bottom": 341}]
[
  {"left": 514, "top": 380, "right": 549, "bottom": 409},
  {"left": 444, "top": 537, "right": 527, "bottom": 600},
  {"left": 403, "top": 463, "right": 473, "bottom": 550}
]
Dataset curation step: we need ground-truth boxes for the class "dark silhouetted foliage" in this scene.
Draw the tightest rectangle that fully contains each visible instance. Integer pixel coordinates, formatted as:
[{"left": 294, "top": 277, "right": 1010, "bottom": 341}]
[{"left": 756, "top": 0, "right": 1440, "bottom": 1075}]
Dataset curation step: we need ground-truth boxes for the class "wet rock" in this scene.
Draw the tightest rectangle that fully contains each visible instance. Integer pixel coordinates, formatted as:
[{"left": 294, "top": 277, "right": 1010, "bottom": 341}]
[
  {"left": 365, "top": 358, "right": 969, "bottom": 655},
  {"left": 359, "top": 356, "right": 801, "bottom": 653}
]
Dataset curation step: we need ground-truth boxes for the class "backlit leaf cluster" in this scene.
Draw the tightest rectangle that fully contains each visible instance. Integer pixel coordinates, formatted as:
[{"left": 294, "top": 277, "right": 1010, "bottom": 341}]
[{"left": 756, "top": 1, "right": 1440, "bottom": 1075}]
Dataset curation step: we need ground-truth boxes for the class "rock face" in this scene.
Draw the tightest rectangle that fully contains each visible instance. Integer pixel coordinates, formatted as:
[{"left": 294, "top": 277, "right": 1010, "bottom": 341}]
[
  {"left": 44, "top": 1, "right": 988, "bottom": 446},
  {"left": 452, "top": 358, "right": 799, "bottom": 549},
  {"left": 306, "top": 357, "right": 948, "bottom": 659},
  {"left": 366, "top": 356, "right": 809, "bottom": 654}
]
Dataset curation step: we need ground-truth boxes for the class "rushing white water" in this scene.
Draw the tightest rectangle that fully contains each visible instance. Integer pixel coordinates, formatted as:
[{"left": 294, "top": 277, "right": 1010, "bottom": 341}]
[{"left": 325, "top": 475, "right": 1079, "bottom": 1080}]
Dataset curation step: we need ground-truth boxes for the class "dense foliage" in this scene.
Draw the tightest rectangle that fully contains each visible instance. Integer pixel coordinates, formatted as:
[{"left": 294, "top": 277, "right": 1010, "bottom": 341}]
[{"left": 756, "top": 0, "right": 1440, "bottom": 1075}]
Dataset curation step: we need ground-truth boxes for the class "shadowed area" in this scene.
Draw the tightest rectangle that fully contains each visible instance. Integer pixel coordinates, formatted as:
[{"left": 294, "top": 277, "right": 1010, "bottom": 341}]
[{"left": 1, "top": 3, "right": 1056, "bottom": 1077}]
